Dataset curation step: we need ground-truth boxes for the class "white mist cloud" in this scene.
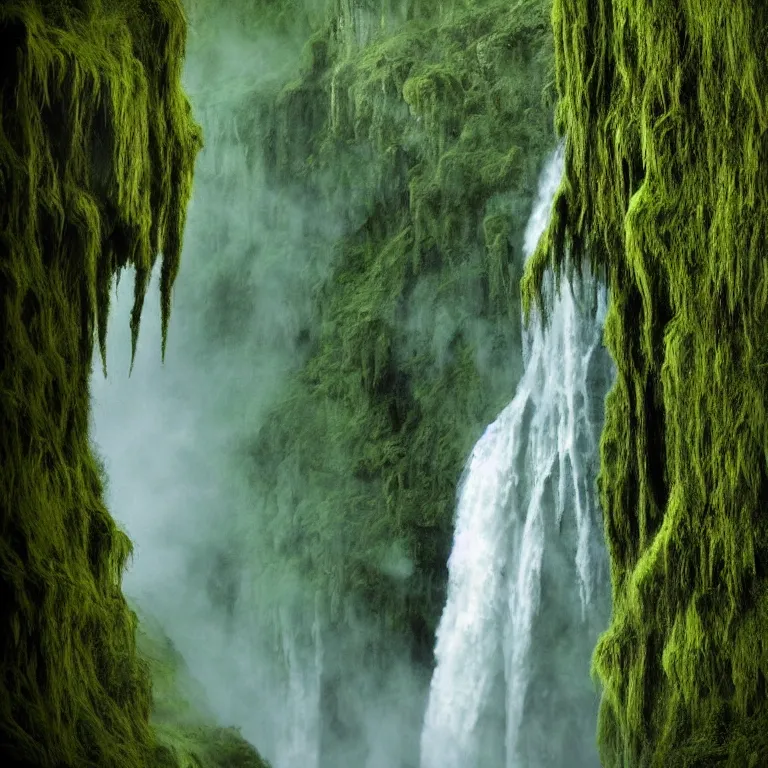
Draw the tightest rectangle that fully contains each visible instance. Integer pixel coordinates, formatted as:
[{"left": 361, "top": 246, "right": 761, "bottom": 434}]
[{"left": 90, "top": 6, "right": 429, "bottom": 768}]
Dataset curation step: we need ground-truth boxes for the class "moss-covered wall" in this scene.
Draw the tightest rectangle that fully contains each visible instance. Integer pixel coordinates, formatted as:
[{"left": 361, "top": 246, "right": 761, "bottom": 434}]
[
  {"left": 134, "top": 603, "right": 270, "bottom": 768},
  {"left": 523, "top": 1, "right": 768, "bottom": 765},
  {"left": 228, "top": 0, "right": 556, "bottom": 666},
  {"left": 160, "top": 2, "right": 557, "bottom": 759},
  {"left": 0, "top": 2, "right": 264, "bottom": 765}
]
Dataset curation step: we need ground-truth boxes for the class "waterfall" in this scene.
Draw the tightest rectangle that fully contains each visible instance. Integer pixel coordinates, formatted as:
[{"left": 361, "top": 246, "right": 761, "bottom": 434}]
[
  {"left": 275, "top": 596, "right": 323, "bottom": 768},
  {"left": 419, "top": 146, "right": 614, "bottom": 768}
]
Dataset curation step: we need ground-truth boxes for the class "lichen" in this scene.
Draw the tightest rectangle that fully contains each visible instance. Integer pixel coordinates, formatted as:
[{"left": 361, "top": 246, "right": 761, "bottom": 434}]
[
  {"left": 0, "top": 1, "right": 206, "bottom": 765},
  {"left": 522, "top": 0, "right": 768, "bottom": 765}
]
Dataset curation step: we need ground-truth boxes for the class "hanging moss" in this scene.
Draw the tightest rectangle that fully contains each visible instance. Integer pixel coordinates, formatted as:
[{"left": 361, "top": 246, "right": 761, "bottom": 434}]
[
  {"left": 236, "top": 0, "right": 556, "bottom": 659},
  {"left": 0, "top": 1, "right": 215, "bottom": 765},
  {"left": 522, "top": 0, "right": 768, "bottom": 765}
]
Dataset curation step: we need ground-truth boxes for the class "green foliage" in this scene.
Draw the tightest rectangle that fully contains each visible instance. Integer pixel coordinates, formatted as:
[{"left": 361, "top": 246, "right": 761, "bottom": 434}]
[
  {"left": 240, "top": 0, "right": 556, "bottom": 656},
  {"left": 0, "top": 1, "right": 211, "bottom": 765},
  {"left": 522, "top": 0, "right": 768, "bottom": 765},
  {"left": 135, "top": 607, "right": 271, "bottom": 768}
]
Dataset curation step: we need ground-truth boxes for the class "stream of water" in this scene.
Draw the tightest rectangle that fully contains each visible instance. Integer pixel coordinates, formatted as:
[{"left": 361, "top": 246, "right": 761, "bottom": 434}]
[{"left": 420, "top": 146, "right": 614, "bottom": 768}]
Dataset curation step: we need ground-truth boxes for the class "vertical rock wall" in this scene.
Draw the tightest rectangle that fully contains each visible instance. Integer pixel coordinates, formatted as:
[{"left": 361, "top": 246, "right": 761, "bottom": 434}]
[
  {"left": 0, "top": 2, "right": 200, "bottom": 765},
  {"left": 523, "top": 2, "right": 768, "bottom": 765}
]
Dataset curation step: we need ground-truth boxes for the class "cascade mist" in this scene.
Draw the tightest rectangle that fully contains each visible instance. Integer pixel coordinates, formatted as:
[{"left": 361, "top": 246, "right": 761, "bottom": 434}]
[
  {"left": 90, "top": 4, "right": 425, "bottom": 767},
  {"left": 90, "top": 10, "right": 341, "bottom": 766},
  {"left": 90, "top": 2, "right": 563, "bottom": 767},
  {"left": 420, "top": 146, "right": 614, "bottom": 768}
]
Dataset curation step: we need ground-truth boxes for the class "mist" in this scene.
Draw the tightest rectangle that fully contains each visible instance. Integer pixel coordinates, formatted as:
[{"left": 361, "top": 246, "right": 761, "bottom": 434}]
[
  {"left": 90, "top": 4, "right": 431, "bottom": 767},
  {"left": 88, "top": 1, "right": 601, "bottom": 767}
]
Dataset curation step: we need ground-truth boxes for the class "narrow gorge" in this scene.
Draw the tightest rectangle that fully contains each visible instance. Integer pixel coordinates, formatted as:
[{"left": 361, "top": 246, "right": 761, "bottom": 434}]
[{"left": 2, "top": 1, "right": 766, "bottom": 767}]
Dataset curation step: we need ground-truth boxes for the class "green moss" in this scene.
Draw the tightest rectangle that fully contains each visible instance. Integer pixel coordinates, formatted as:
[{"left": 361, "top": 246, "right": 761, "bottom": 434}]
[
  {"left": 135, "top": 607, "right": 271, "bottom": 768},
  {"left": 234, "top": 0, "right": 556, "bottom": 657},
  {"left": 0, "top": 1, "right": 206, "bottom": 765},
  {"left": 522, "top": 0, "right": 768, "bottom": 765}
]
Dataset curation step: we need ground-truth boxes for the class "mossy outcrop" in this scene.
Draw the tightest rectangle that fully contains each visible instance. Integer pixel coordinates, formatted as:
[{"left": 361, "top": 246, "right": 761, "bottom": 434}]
[
  {"left": 135, "top": 606, "right": 270, "bottom": 768},
  {"left": 523, "top": 1, "right": 768, "bottom": 765},
  {"left": 227, "top": 0, "right": 556, "bottom": 663},
  {"left": 0, "top": 2, "right": 262, "bottom": 766}
]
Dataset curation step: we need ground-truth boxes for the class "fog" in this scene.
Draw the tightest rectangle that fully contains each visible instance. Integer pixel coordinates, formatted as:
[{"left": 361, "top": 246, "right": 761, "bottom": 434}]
[
  {"left": 90, "top": 3, "right": 607, "bottom": 768},
  {"left": 90, "top": 4, "right": 429, "bottom": 766}
]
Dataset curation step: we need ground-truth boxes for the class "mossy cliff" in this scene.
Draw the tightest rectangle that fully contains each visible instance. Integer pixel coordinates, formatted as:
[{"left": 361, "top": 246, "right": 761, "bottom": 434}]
[
  {"left": 0, "top": 2, "right": 263, "bottom": 766},
  {"left": 229, "top": 0, "right": 556, "bottom": 663},
  {"left": 134, "top": 604, "right": 270, "bottom": 768},
  {"left": 523, "top": 1, "right": 768, "bottom": 765}
]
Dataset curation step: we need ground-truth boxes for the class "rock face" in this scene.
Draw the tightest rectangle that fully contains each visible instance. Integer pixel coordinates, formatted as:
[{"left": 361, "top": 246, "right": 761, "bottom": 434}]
[
  {"left": 523, "top": 2, "right": 768, "bottom": 766},
  {"left": 0, "top": 2, "right": 206, "bottom": 766}
]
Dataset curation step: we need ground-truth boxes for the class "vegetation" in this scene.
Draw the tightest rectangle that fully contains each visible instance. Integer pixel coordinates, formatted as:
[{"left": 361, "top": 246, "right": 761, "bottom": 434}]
[
  {"left": 0, "top": 1, "right": 265, "bottom": 765},
  {"left": 227, "top": 0, "right": 557, "bottom": 662},
  {"left": 6, "top": 0, "right": 761, "bottom": 762},
  {"left": 523, "top": 1, "right": 768, "bottom": 765},
  {"left": 135, "top": 606, "right": 270, "bottom": 768},
  {"left": 0, "top": 0, "right": 598, "bottom": 763}
]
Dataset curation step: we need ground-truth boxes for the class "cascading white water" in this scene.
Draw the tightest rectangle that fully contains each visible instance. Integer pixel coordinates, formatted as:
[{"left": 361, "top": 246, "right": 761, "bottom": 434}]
[
  {"left": 275, "top": 596, "right": 324, "bottom": 768},
  {"left": 419, "top": 145, "right": 612, "bottom": 768}
]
